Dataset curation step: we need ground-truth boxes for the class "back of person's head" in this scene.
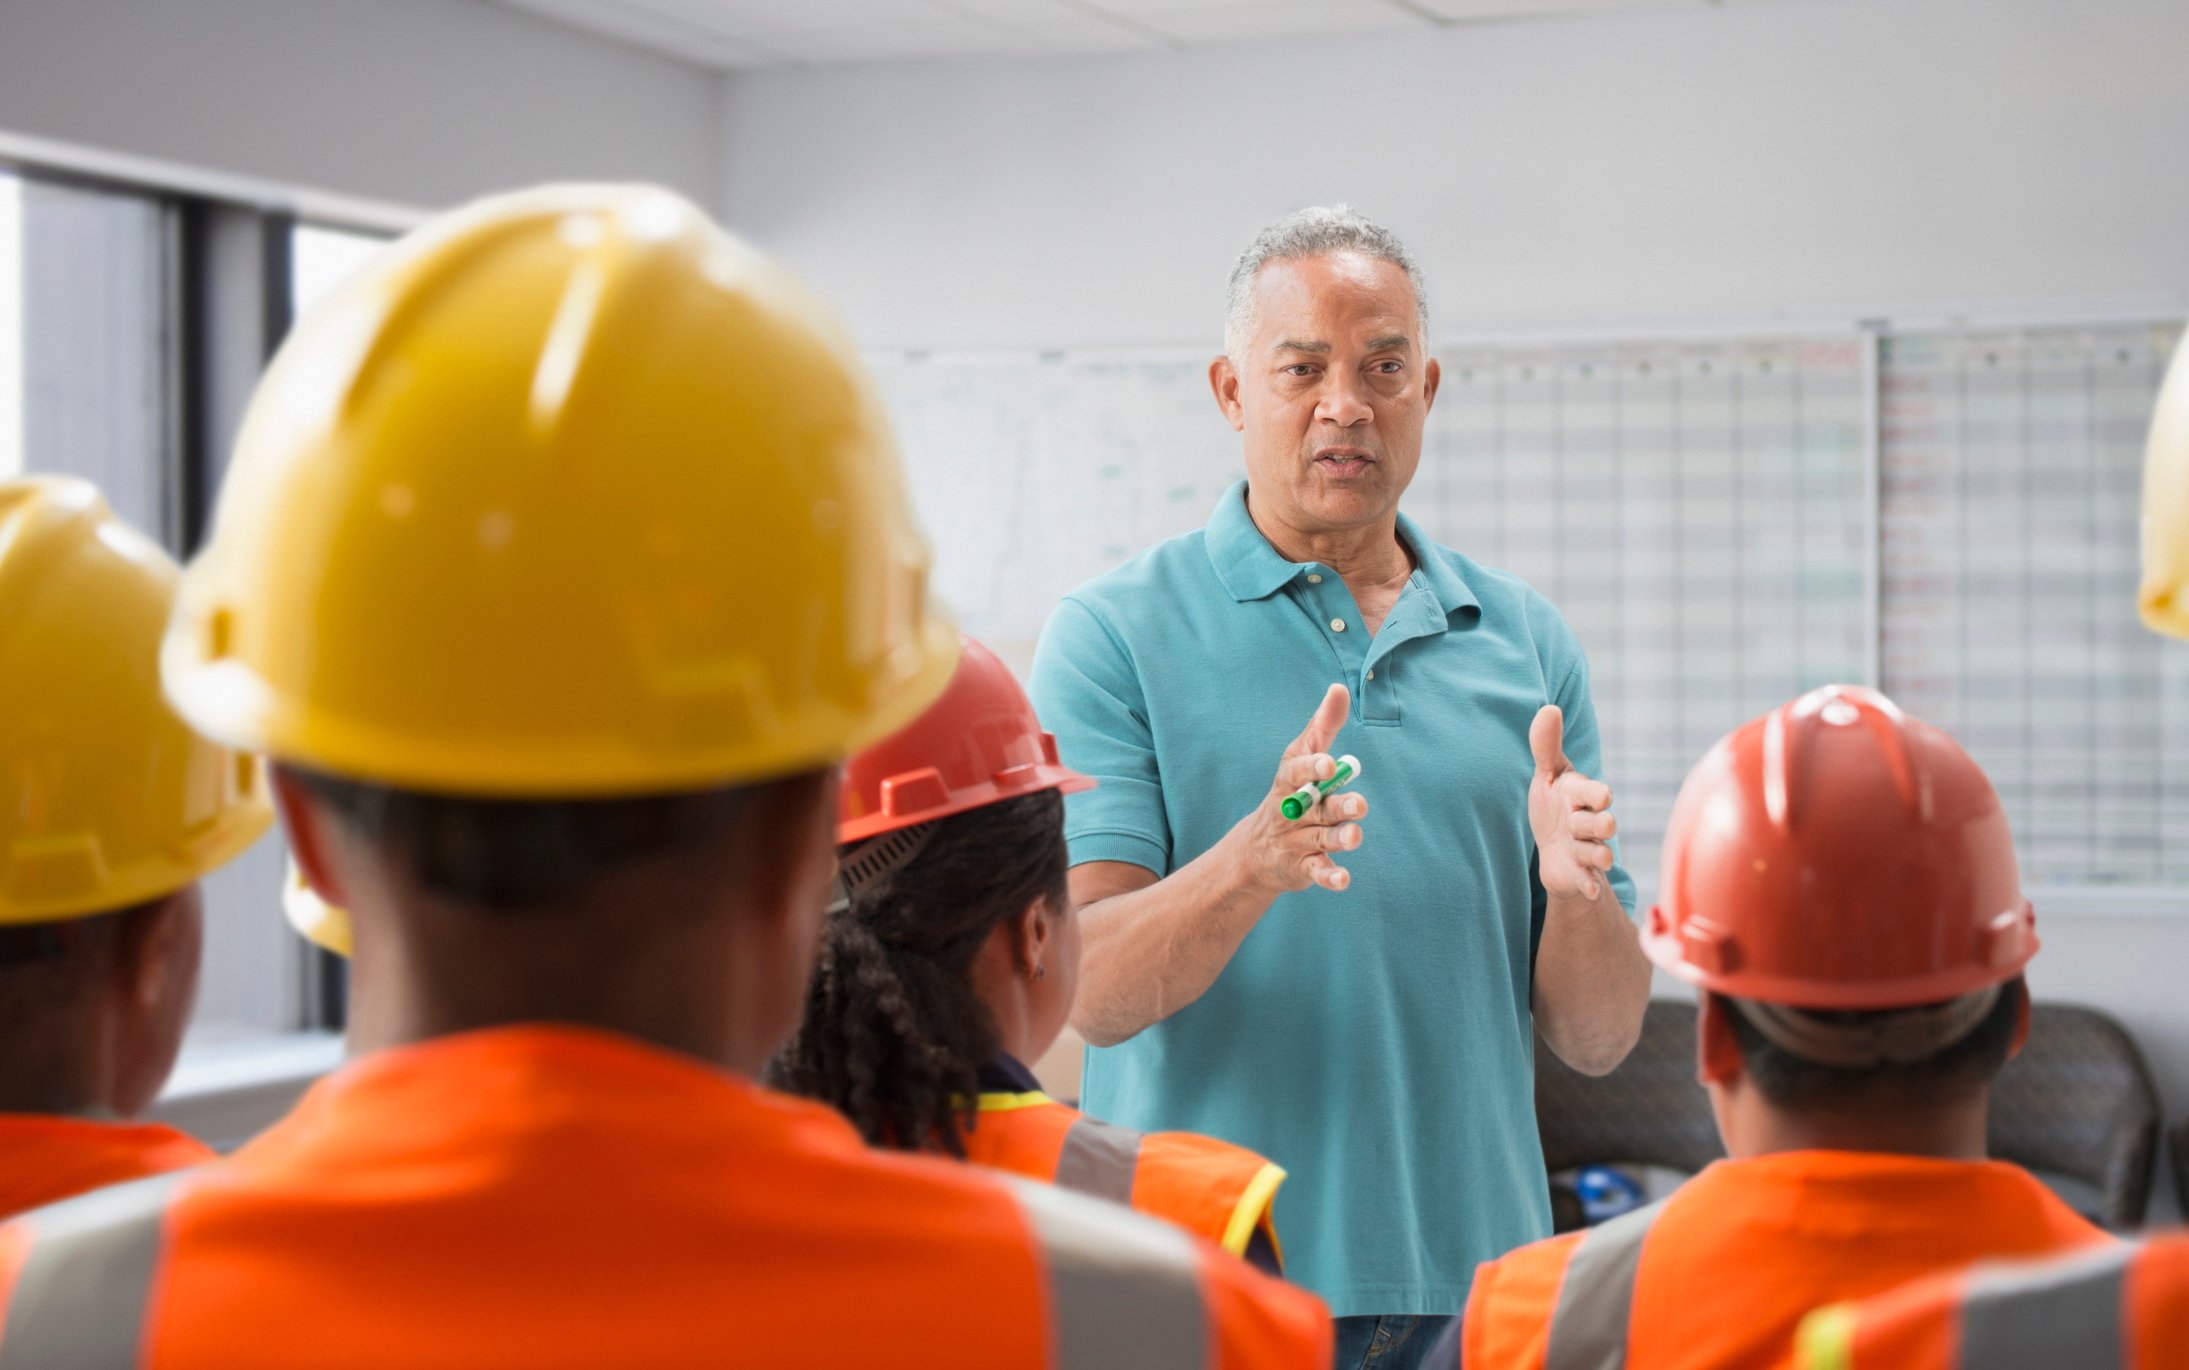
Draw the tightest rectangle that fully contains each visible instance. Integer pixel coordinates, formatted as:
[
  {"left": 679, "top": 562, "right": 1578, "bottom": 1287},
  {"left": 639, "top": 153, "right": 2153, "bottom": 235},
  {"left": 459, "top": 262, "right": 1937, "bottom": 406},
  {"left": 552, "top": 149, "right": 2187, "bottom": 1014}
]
[
  {"left": 772, "top": 789, "right": 1067, "bottom": 1154},
  {"left": 769, "top": 636, "right": 1092, "bottom": 1152},
  {"left": 1645, "top": 686, "right": 2037, "bottom": 1144},
  {"left": 0, "top": 476, "right": 270, "bottom": 1115},
  {"left": 1707, "top": 977, "right": 2025, "bottom": 1117},
  {"left": 158, "top": 185, "right": 958, "bottom": 1061}
]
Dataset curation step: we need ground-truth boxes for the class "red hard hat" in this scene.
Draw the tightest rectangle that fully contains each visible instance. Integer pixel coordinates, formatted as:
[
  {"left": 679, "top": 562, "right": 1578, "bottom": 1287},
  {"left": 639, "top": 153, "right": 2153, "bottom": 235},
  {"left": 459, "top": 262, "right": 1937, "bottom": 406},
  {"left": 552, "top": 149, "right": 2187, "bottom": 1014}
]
[
  {"left": 838, "top": 636, "right": 1094, "bottom": 845},
  {"left": 1643, "top": 685, "right": 2037, "bottom": 1010}
]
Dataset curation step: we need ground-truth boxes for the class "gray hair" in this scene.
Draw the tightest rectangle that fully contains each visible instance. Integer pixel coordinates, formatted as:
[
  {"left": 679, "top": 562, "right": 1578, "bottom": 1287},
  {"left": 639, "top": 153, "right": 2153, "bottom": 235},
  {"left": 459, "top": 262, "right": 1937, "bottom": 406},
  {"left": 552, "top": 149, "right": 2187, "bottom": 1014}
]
[{"left": 1224, "top": 205, "right": 1428, "bottom": 358}]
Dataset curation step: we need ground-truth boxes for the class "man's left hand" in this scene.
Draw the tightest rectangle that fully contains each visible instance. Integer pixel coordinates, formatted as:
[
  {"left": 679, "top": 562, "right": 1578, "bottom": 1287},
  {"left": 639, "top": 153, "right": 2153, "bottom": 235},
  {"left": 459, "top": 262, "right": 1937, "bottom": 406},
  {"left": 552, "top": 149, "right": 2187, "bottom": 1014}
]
[{"left": 1528, "top": 705, "right": 1617, "bottom": 901}]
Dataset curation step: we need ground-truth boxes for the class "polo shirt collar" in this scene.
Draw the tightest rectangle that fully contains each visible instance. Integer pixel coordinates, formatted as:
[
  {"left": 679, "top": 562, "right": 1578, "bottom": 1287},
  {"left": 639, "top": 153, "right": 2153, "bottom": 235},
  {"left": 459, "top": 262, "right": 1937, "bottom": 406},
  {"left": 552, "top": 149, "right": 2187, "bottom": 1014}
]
[
  {"left": 1395, "top": 508, "right": 1480, "bottom": 618},
  {"left": 1205, "top": 479, "right": 1481, "bottom": 618},
  {"left": 1206, "top": 480, "right": 1300, "bottom": 601}
]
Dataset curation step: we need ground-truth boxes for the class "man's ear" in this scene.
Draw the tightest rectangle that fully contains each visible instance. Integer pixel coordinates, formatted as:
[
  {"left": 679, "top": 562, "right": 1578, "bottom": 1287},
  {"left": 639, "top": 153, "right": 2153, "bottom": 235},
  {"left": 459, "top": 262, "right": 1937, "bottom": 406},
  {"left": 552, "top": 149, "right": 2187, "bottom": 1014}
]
[
  {"left": 2006, "top": 979, "right": 2032, "bottom": 1060},
  {"left": 272, "top": 768, "right": 351, "bottom": 909},
  {"left": 1421, "top": 353, "right": 1442, "bottom": 412},
  {"left": 1697, "top": 994, "right": 1744, "bottom": 1088},
  {"left": 732, "top": 770, "right": 839, "bottom": 934},
  {"left": 1208, "top": 354, "right": 1247, "bottom": 432},
  {"left": 116, "top": 886, "right": 202, "bottom": 1016}
]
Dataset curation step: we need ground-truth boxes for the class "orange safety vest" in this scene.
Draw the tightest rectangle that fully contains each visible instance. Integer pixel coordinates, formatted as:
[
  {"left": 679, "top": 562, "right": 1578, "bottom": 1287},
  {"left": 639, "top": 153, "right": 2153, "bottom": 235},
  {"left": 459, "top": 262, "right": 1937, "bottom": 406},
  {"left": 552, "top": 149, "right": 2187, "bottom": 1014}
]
[
  {"left": 0, "top": 1027, "right": 1330, "bottom": 1369},
  {"left": 965, "top": 1089, "right": 1287, "bottom": 1266},
  {"left": 0, "top": 1115, "right": 211, "bottom": 1220},
  {"left": 1458, "top": 1151, "right": 2109, "bottom": 1370},
  {"left": 1796, "top": 1232, "right": 2189, "bottom": 1370}
]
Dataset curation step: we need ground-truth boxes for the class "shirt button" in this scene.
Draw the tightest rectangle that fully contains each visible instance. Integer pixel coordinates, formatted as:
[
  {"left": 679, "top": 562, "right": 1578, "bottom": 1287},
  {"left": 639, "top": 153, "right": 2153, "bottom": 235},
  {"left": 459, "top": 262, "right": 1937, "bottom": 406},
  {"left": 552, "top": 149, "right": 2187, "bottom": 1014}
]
[
  {"left": 1306, "top": 573, "right": 1323, "bottom": 584},
  {"left": 1366, "top": 668, "right": 1375, "bottom": 680},
  {"left": 1330, "top": 618, "right": 1347, "bottom": 633}
]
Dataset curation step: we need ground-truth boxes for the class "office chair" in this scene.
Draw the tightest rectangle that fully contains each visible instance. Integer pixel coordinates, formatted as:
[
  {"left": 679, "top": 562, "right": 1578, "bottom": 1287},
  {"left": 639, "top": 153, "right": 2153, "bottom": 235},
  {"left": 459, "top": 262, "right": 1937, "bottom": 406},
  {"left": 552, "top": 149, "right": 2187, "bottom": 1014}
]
[{"left": 1988, "top": 1003, "right": 2160, "bottom": 1231}]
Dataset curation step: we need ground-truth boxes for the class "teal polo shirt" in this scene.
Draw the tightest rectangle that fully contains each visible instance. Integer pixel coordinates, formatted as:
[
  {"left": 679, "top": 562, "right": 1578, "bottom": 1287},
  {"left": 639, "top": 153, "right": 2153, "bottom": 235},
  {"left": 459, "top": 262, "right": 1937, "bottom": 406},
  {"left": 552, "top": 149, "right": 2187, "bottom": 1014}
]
[{"left": 1028, "top": 480, "right": 1635, "bottom": 1318}]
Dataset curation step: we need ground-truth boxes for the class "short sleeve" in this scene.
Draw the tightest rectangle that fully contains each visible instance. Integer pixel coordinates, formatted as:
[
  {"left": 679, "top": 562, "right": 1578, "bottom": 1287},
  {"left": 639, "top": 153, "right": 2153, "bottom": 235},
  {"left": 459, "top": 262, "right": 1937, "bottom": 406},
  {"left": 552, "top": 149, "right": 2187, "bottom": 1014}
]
[{"left": 1028, "top": 597, "right": 1172, "bottom": 876}]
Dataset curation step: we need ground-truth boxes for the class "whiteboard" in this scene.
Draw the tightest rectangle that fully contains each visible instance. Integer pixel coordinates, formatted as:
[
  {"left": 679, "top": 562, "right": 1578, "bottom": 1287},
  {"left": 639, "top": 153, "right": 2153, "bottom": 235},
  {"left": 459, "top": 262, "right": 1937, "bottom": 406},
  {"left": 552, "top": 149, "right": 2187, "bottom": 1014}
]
[
  {"left": 871, "top": 333, "right": 1876, "bottom": 902},
  {"left": 1880, "top": 320, "right": 2189, "bottom": 889}
]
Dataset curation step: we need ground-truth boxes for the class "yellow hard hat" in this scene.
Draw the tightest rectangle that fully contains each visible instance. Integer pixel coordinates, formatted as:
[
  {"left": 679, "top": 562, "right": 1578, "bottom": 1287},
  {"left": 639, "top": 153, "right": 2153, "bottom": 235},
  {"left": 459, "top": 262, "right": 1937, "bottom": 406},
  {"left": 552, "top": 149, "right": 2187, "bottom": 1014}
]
[
  {"left": 2141, "top": 328, "right": 2189, "bottom": 639},
  {"left": 0, "top": 476, "right": 272, "bottom": 923},
  {"left": 283, "top": 860, "right": 351, "bottom": 957},
  {"left": 163, "top": 184, "right": 958, "bottom": 796}
]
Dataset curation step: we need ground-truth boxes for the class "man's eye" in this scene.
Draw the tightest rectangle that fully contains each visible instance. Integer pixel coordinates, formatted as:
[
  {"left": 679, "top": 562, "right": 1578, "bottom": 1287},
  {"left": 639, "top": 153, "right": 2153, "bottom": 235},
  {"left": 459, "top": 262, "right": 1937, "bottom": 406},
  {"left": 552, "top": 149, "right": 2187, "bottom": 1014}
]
[
  {"left": 1284, "top": 365, "right": 1317, "bottom": 377},
  {"left": 1374, "top": 361, "right": 1405, "bottom": 374}
]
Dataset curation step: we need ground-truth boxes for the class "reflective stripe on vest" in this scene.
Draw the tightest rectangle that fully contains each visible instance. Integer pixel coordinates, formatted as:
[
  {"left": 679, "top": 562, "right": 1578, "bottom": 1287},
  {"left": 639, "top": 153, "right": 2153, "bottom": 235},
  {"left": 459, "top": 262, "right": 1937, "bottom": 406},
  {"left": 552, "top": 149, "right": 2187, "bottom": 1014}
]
[
  {"left": 0, "top": 1169, "right": 188, "bottom": 1370},
  {"left": 1542, "top": 1198, "right": 1671, "bottom": 1370},
  {"left": 1055, "top": 1116, "right": 1142, "bottom": 1207},
  {"left": 1956, "top": 1241, "right": 2136, "bottom": 1370},
  {"left": 1003, "top": 1173, "right": 1208, "bottom": 1370}
]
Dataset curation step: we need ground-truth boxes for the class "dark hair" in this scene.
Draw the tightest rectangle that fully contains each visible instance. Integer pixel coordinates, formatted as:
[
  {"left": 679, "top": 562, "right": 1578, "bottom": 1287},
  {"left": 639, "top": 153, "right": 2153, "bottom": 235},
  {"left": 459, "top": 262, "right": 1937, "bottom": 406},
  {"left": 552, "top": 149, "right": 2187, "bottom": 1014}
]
[
  {"left": 768, "top": 789, "right": 1067, "bottom": 1157},
  {"left": 283, "top": 765, "right": 766, "bottom": 908},
  {"left": 1716, "top": 976, "right": 2024, "bottom": 1112}
]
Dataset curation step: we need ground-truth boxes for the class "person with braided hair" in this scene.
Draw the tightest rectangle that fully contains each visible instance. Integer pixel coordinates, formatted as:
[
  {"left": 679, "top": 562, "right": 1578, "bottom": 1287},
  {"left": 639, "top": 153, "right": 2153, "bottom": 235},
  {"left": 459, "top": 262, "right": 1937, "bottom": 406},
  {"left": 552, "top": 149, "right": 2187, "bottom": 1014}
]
[{"left": 773, "top": 637, "right": 1291, "bottom": 1275}]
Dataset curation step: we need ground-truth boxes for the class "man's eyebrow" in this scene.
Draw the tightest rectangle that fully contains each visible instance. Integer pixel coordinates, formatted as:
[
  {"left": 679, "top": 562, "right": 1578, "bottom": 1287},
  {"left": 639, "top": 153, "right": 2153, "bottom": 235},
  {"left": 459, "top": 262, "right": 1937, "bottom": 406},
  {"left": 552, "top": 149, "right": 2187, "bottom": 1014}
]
[
  {"left": 1273, "top": 339, "right": 1331, "bottom": 355},
  {"left": 1366, "top": 334, "right": 1413, "bottom": 352}
]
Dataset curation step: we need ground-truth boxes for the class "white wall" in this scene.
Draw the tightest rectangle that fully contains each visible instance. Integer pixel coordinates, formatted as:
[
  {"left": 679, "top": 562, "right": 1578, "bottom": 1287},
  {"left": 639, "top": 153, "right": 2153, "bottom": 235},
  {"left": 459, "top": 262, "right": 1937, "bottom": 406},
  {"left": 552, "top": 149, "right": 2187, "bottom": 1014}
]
[
  {"left": 719, "top": 0, "right": 2189, "bottom": 351},
  {"left": 0, "top": 0, "right": 721, "bottom": 212},
  {"left": 721, "top": 0, "right": 2189, "bottom": 1218}
]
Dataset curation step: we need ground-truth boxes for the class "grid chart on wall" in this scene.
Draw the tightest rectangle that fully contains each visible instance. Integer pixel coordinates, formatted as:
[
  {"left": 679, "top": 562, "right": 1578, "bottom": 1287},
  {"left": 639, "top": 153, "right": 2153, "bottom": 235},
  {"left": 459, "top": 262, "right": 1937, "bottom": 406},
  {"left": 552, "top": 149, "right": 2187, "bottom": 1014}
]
[
  {"left": 872, "top": 334, "right": 1876, "bottom": 905},
  {"left": 1879, "top": 320, "right": 2189, "bottom": 893},
  {"left": 1414, "top": 336, "right": 1874, "bottom": 898}
]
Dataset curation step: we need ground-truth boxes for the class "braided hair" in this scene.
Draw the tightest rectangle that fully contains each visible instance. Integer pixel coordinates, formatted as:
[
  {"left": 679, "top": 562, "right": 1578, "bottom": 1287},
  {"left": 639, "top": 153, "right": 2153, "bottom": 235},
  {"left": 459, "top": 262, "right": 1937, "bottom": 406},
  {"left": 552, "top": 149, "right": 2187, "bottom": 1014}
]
[{"left": 768, "top": 788, "right": 1068, "bottom": 1157}]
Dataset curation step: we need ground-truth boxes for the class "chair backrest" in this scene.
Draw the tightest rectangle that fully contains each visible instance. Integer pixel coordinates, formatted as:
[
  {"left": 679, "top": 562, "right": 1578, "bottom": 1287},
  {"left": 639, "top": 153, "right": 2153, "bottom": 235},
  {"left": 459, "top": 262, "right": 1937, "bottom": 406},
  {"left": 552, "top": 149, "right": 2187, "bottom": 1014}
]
[
  {"left": 1987, "top": 1003, "right": 2160, "bottom": 1230},
  {"left": 1535, "top": 999, "right": 1725, "bottom": 1178}
]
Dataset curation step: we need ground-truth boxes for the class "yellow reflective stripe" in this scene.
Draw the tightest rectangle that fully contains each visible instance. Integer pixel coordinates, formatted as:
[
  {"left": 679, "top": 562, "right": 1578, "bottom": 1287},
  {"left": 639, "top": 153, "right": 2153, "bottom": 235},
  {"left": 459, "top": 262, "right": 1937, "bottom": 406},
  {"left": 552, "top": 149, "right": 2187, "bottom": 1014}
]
[
  {"left": 1219, "top": 1162, "right": 1288, "bottom": 1261},
  {"left": 976, "top": 1090, "right": 1056, "bottom": 1113},
  {"left": 1794, "top": 1304, "right": 1857, "bottom": 1370}
]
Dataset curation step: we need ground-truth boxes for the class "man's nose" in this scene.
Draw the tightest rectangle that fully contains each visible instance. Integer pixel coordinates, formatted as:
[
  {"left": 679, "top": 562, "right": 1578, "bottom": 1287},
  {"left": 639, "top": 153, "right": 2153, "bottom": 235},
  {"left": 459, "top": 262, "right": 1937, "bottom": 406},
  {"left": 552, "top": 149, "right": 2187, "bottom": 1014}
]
[{"left": 1315, "top": 373, "right": 1374, "bottom": 428}]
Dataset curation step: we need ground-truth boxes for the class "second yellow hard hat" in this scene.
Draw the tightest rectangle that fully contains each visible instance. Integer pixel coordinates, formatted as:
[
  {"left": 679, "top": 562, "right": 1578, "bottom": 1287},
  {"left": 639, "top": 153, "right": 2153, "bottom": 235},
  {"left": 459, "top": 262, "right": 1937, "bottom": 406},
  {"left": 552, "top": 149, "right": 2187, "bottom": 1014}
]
[
  {"left": 2142, "top": 328, "right": 2189, "bottom": 640},
  {"left": 1, "top": 476, "right": 271, "bottom": 923}
]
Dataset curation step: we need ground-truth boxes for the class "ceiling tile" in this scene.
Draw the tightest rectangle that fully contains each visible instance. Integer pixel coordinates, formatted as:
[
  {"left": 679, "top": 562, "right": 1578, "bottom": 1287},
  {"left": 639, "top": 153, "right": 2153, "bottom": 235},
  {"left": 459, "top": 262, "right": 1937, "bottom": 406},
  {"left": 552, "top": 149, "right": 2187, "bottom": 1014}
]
[
  {"left": 760, "top": 15, "right": 1029, "bottom": 61},
  {"left": 1114, "top": 0, "right": 1422, "bottom": 44},
  {"left": 932, "top": 0, "right": 1168, "bottom": 52},
  {"left": 1403, "top": 0, "right": 1699, "bottom": 22}
]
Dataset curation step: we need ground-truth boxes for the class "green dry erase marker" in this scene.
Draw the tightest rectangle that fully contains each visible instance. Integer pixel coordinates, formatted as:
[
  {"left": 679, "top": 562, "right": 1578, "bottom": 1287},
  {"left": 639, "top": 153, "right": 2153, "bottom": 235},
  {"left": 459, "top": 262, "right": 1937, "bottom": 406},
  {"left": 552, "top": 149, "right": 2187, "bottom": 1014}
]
[{"left": 1281, "top": 754, "right": 1361, "bottom": 820}]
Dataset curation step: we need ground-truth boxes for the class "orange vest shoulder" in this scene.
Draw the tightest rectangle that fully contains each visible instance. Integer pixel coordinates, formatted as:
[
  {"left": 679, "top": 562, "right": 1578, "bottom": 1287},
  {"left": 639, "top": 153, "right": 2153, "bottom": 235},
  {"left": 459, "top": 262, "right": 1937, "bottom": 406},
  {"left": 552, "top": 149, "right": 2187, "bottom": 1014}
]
[{"left": 965, "top": 1092, "right": 1286, "bottom": 1261}]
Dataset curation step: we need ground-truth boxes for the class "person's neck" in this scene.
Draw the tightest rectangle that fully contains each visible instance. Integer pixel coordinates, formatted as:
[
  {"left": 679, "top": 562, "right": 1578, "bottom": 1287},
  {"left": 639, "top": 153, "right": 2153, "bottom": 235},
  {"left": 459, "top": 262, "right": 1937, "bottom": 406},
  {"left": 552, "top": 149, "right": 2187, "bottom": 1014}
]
[
  {"left": 0, "top": 1034, "right": 112, "bottom": 1117},
  {"left": 344, "top": 893, "right": 790, "bottom": 1078},
  {"left": 1244, "top": 490, "right": 1413, "bottom": 593},
  {"left": 1725, "top": 1092, "right": 1992, "bottom": 1163}
]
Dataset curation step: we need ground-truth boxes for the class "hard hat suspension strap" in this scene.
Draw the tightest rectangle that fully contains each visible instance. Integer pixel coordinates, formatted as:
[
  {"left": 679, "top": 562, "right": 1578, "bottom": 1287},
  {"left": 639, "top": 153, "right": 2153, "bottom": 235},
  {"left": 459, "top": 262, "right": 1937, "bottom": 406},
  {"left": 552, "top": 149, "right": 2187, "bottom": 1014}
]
[{"left": 1729, "top": 986, "right": 2002, "bottom": 1070}]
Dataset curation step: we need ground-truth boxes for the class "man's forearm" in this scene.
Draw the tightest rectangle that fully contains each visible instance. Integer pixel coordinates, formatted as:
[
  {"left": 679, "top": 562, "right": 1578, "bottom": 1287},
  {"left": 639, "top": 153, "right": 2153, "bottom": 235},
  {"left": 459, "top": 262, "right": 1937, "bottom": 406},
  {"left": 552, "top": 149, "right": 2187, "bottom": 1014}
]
[
  {"left": 1532, "top": 884, "right": 1650, "bottom": 1075},
  {"left": 1069, "top": 823, "right": 1278, "bottom": 1047}
]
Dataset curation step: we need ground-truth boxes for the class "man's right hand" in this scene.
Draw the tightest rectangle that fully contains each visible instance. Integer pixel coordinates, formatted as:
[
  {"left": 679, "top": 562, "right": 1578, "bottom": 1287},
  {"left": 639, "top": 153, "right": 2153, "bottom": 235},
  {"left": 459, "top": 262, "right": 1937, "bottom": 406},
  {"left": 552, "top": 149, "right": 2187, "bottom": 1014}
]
[{"left": 1226, "top": 683, "right": 1367, "bottom": 896}]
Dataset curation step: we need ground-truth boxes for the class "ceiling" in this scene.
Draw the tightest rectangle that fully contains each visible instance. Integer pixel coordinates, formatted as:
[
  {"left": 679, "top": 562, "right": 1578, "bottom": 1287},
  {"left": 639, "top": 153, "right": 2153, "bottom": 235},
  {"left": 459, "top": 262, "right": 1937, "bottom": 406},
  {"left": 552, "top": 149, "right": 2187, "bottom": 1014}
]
[{"left": 492, "top": 0, "right": 1729, "bottom": 69}]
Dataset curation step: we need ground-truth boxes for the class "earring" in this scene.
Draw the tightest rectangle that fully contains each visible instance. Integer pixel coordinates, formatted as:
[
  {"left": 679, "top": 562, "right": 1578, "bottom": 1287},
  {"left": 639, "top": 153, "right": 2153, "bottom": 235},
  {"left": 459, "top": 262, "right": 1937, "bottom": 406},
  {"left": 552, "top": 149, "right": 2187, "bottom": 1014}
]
[{"left": 1033, "top": 963, "right": 1047, "bottom": 981}]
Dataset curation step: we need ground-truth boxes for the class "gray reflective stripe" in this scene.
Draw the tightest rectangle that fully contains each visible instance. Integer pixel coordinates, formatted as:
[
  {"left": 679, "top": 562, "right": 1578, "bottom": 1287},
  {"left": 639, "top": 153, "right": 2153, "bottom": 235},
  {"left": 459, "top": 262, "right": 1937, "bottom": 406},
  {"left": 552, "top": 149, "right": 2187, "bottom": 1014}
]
[
  {"left": 0, "top": 1170, "right": 189, "bottom": 1370},
  {"left": 1957, "top": 1241, "right": 2136, "bottom": 1370},
  {"left": 1055, "top": 1117, "right": 1142, "bottom": 1207},
  {"left": 1543, "top": 1198, "right": 1671, "bottom": 1370},
  {"left": 1005, "top": 1175, "right": 1207, "bottom": 1370}
]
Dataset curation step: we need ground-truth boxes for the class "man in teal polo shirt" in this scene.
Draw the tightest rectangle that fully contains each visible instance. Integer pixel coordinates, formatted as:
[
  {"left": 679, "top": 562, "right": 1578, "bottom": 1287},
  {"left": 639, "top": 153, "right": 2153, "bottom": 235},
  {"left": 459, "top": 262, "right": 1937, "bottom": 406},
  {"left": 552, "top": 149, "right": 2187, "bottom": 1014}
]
[{"left": 1029, "top": 206, "right": 1651, "bottom": 1368}]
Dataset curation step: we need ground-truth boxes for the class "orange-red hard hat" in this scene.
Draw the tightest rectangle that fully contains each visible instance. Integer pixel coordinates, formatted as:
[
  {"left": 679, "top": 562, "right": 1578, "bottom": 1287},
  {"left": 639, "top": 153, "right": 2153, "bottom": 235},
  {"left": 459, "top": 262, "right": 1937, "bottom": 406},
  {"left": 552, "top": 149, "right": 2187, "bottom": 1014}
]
[
  {"left": 838, "top": 637, "right": 1093, "bottom": 845},
  {"left": 1643, "top": 685, "right": 2036, "bottom": 1010}
]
